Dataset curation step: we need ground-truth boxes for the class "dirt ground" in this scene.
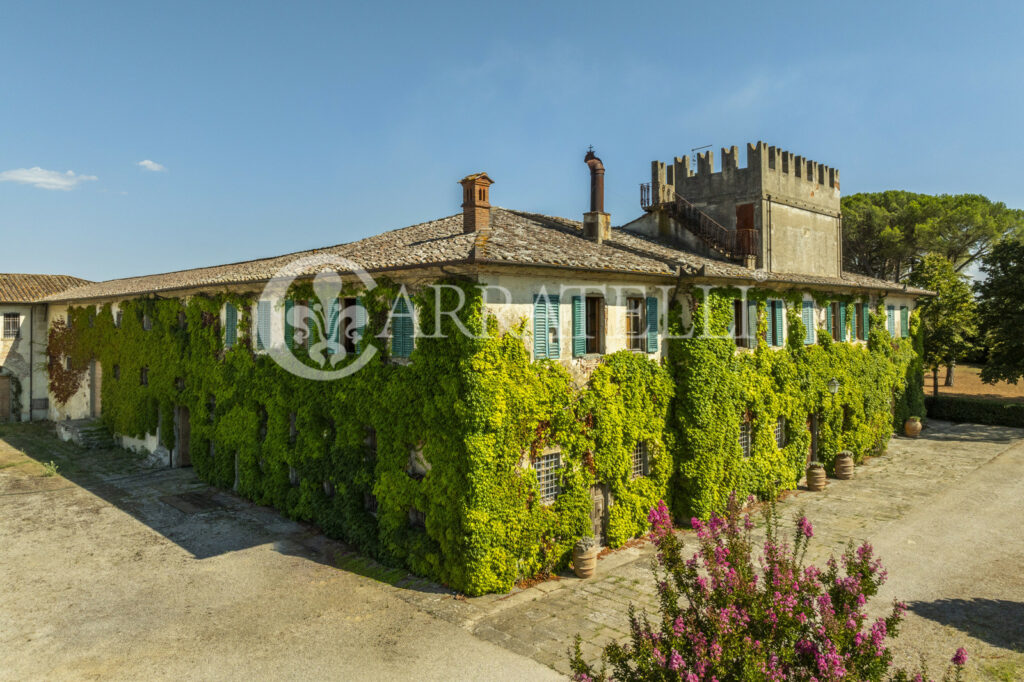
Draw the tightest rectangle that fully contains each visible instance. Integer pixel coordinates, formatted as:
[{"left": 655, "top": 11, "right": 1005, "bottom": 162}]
[
  {"left": 0, "top": 423, "right": 558, "bottom": 681},
  {"left": 924, "top": 363, "right": 1024, "bottom": 403}
]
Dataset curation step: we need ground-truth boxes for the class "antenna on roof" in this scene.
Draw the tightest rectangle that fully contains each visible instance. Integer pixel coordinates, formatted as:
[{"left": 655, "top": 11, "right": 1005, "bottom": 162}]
[
  {"left": 587, "top": 144, "right": 594, "bottom": 153},
  {"left": 690, "top": 144, "right": 712, "bottom": 172}
]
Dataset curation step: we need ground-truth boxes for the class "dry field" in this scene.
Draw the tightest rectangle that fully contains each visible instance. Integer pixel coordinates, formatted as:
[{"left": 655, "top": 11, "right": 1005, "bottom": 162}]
[{"left": 924, "top": 364, "right": 1024, "bottom": 403}]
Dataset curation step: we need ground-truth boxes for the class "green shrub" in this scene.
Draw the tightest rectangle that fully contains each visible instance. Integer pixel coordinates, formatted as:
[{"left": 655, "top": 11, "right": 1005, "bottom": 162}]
[{"left": 925, "top": 396, "right": 1024, "bottom": 428}]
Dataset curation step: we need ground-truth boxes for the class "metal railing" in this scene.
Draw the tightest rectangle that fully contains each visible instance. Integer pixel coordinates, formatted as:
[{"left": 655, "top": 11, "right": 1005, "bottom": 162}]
[{"left": 639, "top": 183, "right": 758, "bottom": 259}]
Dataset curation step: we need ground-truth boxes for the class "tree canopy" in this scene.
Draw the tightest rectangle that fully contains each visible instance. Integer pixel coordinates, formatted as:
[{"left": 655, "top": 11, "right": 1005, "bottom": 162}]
[
  {"left": 842, "top": 191, "right": 1024, "bottom": 281},
  {"left": 975, "top": 239, "right": 1024, "bottom": 384},
  {"left": 907, "top": 254, "right": 977, "bottom": 390}
]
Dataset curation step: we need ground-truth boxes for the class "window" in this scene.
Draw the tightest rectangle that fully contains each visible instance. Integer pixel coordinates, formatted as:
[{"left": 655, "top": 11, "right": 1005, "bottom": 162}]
[
  {"left": 886, "top": 306, "right": 896, "bottom": 337},
  {"left": 65, "top": 356, "right": 73, "bottom": 371},
  {"left": 406, "top": 443, "right": 430, "bottom": 481},
  {"left": 140, "top": 366, "right": 149, "bottom": 386},
  {"left": 854, "top": 303, "right": 864, "bottom": 341},
  {"left": 829, "top": 303, "right": 841, "bottom": 341},
  {"left": 341, "top": 297, "right": 359, "bottom": 354},
  {"left": 899, "top": 306, "right": 909, "bottom": 338},
  {"left": 256, "top": 300, "right": 271, "bottom": 351},
  {"left": 174, "top": 377, "right": 185, "bottom": 391},
  {"left": 808, "top": 413, "right": 820, "bottom": 463},
  {"left": 533, "top": 293, "right": 560, "bottom": 359},
  {"left": 112, "top": 364, "right": 120, "bottom": 380},
  {"left": 572, "top": 295, "right": 605, "bottom": 357},
  {"left": 738, "top": 412, "right": 752, "bottom": 458},
  {"left": 114, "top": 310, "right": 123, "bottom": 329},
  {"left": 390, "top": 298, "right": 414, "bottom": 359},
  {"left": 207, "top": 394, "right": 216, "bottom": 424},
  {"left": 142, "top": 314, "right": 152, "bottom": 331},
  {"left": 408, "top": 507, "right": 426, "bottom": 529},
  {"left": 533, "top": 450, "right": 561, "bottom": 503},
  {"left": 626, "top": 297, "right": 646, "bottom": 352},
  {"left": 801, "top": 300, "right": 815, "bottom": 345},
  {"left": 178, "top": 311, "right": 187, "bottom": 330},
  {"left": 731, "top": 298, "right": 757, "bottom": 349},
  {"left": 775, "top": 416, "right": 787, "bottom": 448},
  {"left": 289, "top": 412, "right": 297, "bottom": 445},
  {"left": 364, "top": 492, "right": 378, "bottom": 515},
  {"left": 3, "top": 313, "right": 19, "bottom": 338},
  {"left": 631, "top": 441, "right": 649, "bottom": 478},
  {"left": 766, "top": 300, "right": 784, "bottom": 347},
  {"left": 224, "top": 303, "right": 238, "bottom": 349}
]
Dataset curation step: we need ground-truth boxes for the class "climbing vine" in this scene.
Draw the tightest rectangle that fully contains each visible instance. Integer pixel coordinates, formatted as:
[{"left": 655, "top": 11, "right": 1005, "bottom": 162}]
[{"left": 48, "top": 280, "right": 921, "bottom": 595}]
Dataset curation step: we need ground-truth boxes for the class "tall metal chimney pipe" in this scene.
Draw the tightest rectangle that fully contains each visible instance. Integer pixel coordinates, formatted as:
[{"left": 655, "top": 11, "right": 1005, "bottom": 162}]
[{"left": 585, "top": 150, "right": 605, "bottom": 213}]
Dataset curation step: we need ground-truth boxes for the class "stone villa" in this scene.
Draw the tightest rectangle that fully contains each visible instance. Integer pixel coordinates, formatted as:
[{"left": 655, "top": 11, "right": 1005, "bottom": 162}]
[{"left": 4, "top": 143, "right": 929, "bottom": 594}]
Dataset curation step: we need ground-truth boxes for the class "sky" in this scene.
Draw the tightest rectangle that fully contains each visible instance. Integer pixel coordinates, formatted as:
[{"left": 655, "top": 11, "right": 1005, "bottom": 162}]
[{"left": 2, "top": 1, "right": 1022, "bottom": 282}]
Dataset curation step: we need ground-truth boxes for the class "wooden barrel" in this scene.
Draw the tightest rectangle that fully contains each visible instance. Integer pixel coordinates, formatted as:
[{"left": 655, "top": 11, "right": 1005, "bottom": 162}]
[
  {"left": 806, "top": 466, "right": 827, "bottom": 491},
  {"left": 834, "top": 452, "right": 854, "bottom": 480}
]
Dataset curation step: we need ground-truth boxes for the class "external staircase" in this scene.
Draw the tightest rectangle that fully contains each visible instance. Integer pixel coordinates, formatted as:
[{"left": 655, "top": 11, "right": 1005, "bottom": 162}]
[
  {"left": 640, "top": 184, "right": 758, "bottom": 263},
  {"left": 56, "top": 419, "right": 115, "bottom": 449}
]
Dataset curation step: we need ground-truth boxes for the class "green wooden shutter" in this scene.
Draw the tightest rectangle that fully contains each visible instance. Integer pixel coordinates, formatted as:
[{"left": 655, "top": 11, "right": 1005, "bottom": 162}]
[
  {"left": 547, "top": 294, "right": 560, "bottom": 359},
  {"left": 862, "top": 303, "right": 871, "bottom": 341},
  {"left": 225, "top": 303, "right": 237, "bottom": 349},
  {"left": 285, "top": 299, "right": 294, "bottom": 349},
  {"left": 326, "top": 298, "right": 340, "bottom": 355},
  {"left": 392, "top": 298, "right": 413, "bottom": 358},
  {"left": 746, "top": 298, "right": 757, "bottom": 343},
  {"left": 900, "top": 306, "right": 909, "bottom": 338},
  {"left": 772, "top": 300, "right": 784, "bottom": 346},
  {"left": 533, "top": 294, "right": 547, "bottom": 359},
  {"left": 887, "top": 306, "right": 895, "bottom": 337},
  {"left": 838, "top": 303, "right": 847, "bottom": 342},
  {"left": 354, "top": 297, "right": 367, "bottom": 353},
  {"left": 571, "top": 296, "right": 585, "bottom": 357},
  {"left": 802, "top": 300, "right": 814, "bottom": 345},
  {"left": 646, "top": 296, "right": 658, "bottom": 353},
  {"left": 257, "top": 300, "right": 271, "bottom": 350}
]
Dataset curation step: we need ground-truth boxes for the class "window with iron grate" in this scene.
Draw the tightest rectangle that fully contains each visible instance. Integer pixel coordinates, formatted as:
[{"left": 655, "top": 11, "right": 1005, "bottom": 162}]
[
  {"left": 775, "top": 416, "right": 787, "bottom": 448},
  {"left": 533, "top": 450, "right": 561, "bottom": 503},
  {"left": 3, "top": 313, "right": 20, "bottom": 338},
  {"left": 631, "top": 441, "right": 649, "bottom": 478},
  {"left": 738, "top": 411, "right": 752, "bottom": 458}
]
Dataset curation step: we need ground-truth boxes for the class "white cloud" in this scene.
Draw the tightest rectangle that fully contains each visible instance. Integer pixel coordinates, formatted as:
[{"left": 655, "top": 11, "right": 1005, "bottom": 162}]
[
  {"left": 137, "top": 159, "right": 166, "bottom": 172},
  {"left": 0, "top": 167, "right": 98, "bottom": 191}
]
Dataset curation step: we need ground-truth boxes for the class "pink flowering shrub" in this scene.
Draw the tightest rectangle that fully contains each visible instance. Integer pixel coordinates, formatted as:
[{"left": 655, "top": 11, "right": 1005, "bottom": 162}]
[{"left": 569, "top": 496, "right": 966, "bottom": 681}]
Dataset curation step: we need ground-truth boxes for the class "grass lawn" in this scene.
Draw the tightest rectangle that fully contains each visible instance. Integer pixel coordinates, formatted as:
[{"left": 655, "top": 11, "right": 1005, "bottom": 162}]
[{"left": 923, "top": 364, "right": 1024, "bottom": 404}]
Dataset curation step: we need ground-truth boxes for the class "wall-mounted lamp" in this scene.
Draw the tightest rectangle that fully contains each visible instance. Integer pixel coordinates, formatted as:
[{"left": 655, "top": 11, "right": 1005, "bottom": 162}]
[{"left": 827, "top": 378, "right": 840, "bottom": 395}]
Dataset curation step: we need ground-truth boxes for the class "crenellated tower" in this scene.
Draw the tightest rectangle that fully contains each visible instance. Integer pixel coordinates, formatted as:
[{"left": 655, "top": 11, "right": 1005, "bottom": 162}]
[{"left": 633, "top": 142, "right": 842, "bottom": 278}]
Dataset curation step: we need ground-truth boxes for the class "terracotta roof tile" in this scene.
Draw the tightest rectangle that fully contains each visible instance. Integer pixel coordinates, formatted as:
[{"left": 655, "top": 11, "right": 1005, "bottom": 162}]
[
  {"left": 0, "top": 273, "right": 92, "bottom": 303},
  {"left": 44, "top": 208, "right": 925, "bottom": 301}
]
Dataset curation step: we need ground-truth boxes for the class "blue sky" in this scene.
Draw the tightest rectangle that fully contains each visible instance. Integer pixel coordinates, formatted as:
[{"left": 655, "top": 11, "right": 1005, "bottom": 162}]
[{"left": 2, "top": 1, "right": 1022, "bottom": 282}]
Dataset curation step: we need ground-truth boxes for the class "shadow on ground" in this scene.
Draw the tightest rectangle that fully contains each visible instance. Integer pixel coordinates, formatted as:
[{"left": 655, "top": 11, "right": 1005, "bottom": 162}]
[
  {"left": 909, "top": 598, "right": 1024, "bottom": 652},
  {"left": 0, "top": 421, "right": 447, "bottom": 597}
]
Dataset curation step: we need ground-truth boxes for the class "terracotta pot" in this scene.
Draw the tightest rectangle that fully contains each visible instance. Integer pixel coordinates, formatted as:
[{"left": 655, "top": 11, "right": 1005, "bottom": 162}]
[
  {"left": 834, "top": 451, "right": 854, "bottom": 480},
  {"left": 904, "top": 419, "right": 922, "bottom": 438},
  {"left": 806, "top": 465, "right": 827, "bottom": 491},
  {"left": 572, "top": 544, "right": 599, "bottom": 579}
]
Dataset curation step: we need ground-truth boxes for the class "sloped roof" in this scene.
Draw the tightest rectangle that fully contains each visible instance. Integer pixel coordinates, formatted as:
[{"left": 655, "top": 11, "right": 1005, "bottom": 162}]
[
  {"left": 0, "top": 273, "right": 92, "bottom": 303},
  {"left": 44, "top": 208, "right": 925, "bottom": 302}
]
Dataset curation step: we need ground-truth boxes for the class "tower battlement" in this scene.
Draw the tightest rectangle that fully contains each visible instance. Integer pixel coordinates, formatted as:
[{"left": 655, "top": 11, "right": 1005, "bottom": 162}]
[
  {"left": 651, "top": 141, "right": 840, "bottom": 208},
  {"left": 642, "top": 141, "right": 843, "bottom": 279}
]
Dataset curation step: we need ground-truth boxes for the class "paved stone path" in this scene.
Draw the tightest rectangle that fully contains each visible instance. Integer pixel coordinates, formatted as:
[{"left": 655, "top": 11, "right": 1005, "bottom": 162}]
[
  {"left": 3, "top": 420, "right": 1022, "bottom": 680},
  {"left": 397, "top": 420, "right": 1024, "bottom": 678}
]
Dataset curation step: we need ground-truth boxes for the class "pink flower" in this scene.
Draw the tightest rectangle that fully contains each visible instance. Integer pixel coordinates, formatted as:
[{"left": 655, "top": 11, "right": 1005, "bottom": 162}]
[
  {"left": 648, "top": 500, "right": 673, "bottom": 541},
  {"left": 798, "top": 516, "right": 813, "bottom": 538},
  {"left": 952, "top": 647, "right": 968, "bottom": 666}
]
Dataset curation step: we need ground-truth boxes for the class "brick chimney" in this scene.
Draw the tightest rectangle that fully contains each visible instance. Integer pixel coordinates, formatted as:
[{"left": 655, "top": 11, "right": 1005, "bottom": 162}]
[
  {"left": 583, "top": 150, "right": 611, "bottom": 243},
  {"left": 459, "top": 173, "right": 493, "bottom": 234}
]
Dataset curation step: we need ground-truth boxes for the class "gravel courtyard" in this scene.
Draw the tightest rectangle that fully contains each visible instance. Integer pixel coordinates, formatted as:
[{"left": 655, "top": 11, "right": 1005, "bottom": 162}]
[{"left": 1, "top": 420, "right": 1022, "bottom": 680}]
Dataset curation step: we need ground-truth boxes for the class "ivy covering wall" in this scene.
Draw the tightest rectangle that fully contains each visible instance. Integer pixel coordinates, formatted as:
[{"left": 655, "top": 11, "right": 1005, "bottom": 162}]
[
  {"left": 667, "top": 287, "right": 922, "bottom": 520},
  {"left": 51, "top": 280, "right": 922, "bottom": 595}
]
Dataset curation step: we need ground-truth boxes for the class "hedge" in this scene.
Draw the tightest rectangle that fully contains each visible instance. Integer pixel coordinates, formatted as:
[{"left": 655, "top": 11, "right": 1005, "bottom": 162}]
[{"left": 925, "top": 395, "right": 1024, "bottom": 428}]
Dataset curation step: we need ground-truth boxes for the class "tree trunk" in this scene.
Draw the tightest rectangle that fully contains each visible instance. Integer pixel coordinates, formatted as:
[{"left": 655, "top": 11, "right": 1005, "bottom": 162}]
[
  {"left": 933, "top": 368, "right": 940, "bottom": 397},
  {"left": 944, "top": 362, "right": 956, "bottom": 387}
]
